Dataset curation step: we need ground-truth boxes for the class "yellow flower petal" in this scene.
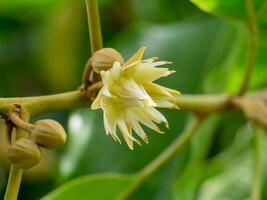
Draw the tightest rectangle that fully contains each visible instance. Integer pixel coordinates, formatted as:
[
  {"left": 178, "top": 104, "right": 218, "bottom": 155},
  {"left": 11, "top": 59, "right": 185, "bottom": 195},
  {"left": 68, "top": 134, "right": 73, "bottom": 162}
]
[
  {"left": 123, "top": 47, "right": 146, "bottom": 67},
  {"left": 91, "top": 88, "right": 104, "bottom": 110}
]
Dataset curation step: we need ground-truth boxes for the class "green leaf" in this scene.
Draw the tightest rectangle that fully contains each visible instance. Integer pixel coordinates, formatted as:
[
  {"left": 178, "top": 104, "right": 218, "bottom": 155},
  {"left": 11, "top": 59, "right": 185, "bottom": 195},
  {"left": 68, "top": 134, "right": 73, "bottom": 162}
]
[
  {"left": 225, "top": 32, "right": 267, "bottom": 92},
  {"left": 59, "top": 109, "right": 97, "bottom": 180},
  {"left": 199, "top": 150, "right": 252, "bottom": 200},
  {"left": 173, "top": 116, "right": 220, "bottom": 200},
  {"left": 202, "top": 24, "right": 244, "bottom": 93},
  {"left": 41, "top": 173, "right": 135, "bottom": 200},
  {"left": 0, "top": 0, "right": 66, "bottom": 15},
  {"left": 197, "top": 124, "right": 267, "bottom": 200},
  {"left": 39, "top": 1, "right": 85, "bottom": 92},
  {"left": 191, "top": 0, "right": 266, "bottom": 20},
  {"left": 131, "top": 0, "right": 201, "bottom": 23}
]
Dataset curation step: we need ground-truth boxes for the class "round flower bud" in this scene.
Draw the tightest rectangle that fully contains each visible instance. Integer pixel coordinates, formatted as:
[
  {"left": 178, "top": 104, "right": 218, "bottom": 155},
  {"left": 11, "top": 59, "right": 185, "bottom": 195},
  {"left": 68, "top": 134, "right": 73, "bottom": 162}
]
[
  {"left": 31, "top": 119, "right": 66, "bottom": 149},
  {"left": 7, "top": 138, "right": 42, "bottom": 169},
  {"left": 91, "top": 48, "right": 124, "bottom": 73}
]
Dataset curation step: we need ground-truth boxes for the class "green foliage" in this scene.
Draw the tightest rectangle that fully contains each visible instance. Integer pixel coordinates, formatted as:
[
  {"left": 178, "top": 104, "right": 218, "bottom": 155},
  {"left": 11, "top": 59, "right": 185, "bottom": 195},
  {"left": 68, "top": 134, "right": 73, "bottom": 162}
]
[
  {"left": 191, "top": 0, "right": 266, "bottom": 20},
  {"left": 0, "top": 0, "right": 66, "bottom": 16},
  {"left": 42, "top": 173, "right": 134, "bottom": 200},
  {"left": 198, "top": 125, "right": 267, "bottom": 200}
]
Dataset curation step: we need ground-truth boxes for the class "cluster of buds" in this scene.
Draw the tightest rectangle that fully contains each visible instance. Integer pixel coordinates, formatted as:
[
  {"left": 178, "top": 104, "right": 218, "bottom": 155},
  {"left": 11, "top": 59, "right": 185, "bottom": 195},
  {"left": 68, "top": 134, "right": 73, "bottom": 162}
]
[{"left": 7, "top": 119, "right": 66, "bottom": 169}]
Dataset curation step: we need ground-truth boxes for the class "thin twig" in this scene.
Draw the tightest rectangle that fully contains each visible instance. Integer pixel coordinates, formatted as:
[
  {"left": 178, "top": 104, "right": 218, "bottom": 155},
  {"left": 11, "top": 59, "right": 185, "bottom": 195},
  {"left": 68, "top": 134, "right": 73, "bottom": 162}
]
[
  {"left": 7, "top": 111, "right": 33, "bottom": 133},
  {"left": 85, "top": 0, "right": 103, "bottom": 52},
  {"left": 251, "top": 125, "right": 263, "bottom": 200},
  {"left": 3, "top": 121, "right": 13, "bottom": 149},
  {"left": 238, "top": 0, "right": 259, "bottom": 95},
  {"left": 4, "top": 167, "right": 23, "bottom": 200},
  {"left": 4, "top": 109, "right": 30, "bottom": 200},
  {"left": 117, "top": 116, "right": 205, "bottom": 200},
  {"left": 82, "top": 0, "right": 103, "bottom": 87},
  {"left": 82, "top": 58, "right": 93, "bottom": 89}
]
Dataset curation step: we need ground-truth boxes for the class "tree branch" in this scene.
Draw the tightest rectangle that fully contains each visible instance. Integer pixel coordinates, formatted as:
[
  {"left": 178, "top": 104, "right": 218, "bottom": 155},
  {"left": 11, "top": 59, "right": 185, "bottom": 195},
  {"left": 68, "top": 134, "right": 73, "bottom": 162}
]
[
  {"left": 1, "top": 88, "right": 267, "bottom": 117},
  {"left": 0, "top": 91, "right": 89, "bottom": 116}
]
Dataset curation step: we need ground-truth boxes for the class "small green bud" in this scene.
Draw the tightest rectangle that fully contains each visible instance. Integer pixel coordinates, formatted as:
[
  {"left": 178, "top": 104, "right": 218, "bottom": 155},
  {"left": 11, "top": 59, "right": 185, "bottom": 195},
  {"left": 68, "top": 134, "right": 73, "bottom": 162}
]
[
  {"left": 31, "top": 119, "right": 66, "bottom": 149},
  {"left": 91, "top": 48, "right": 124, "bottom": 73},
  {"left": 7, "top": 138, "right": 42, "bottom": 169}
]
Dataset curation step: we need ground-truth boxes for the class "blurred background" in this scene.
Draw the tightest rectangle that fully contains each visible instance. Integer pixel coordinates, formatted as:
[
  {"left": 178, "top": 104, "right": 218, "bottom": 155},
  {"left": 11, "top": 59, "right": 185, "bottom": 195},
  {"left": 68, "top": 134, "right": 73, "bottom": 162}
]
[{"left": 0, "top": 0, "right": 267, "bottom": 199}]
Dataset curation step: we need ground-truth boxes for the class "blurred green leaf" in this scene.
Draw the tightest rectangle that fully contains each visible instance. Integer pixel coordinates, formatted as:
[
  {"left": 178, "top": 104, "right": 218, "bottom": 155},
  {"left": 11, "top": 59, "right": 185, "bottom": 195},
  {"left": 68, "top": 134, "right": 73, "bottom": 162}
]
[
  {"left": 59, "top": 109, "right": 96, "bottom": 180},
  {"left": 202, "top": 24, "right": 244, "bottom": 93},
  {"left": 225, "top": 32, "right": 267, "bottom": 92},
  {"left": 191, "top": 0, "right": 266, "bottom": 20},
  {"left": 40, "top": 1, "right": 86, "bottom": 92},
  {"left": 172, "top": 114, "right": 256, "bottom": 200},
  {"left": 197, "top": 124, "right": 267, "bottom": 200},
  {"left": 0, "top": 0, "right": 67, "bottom": 16},
  {"left": 173, "top": 116, "right": 220, "bottom": 200},
  {"left": 199, "top": 150, "right": 252, "bottom": 200},
  {"left": 111, "top": 18, "right": 236, "bottom": 94},
  {"left": 42, "top": 173, "right": 134, "bottom": 200},
  {"left": 131, "top": 0, "right": 202, "bottom": 23}
]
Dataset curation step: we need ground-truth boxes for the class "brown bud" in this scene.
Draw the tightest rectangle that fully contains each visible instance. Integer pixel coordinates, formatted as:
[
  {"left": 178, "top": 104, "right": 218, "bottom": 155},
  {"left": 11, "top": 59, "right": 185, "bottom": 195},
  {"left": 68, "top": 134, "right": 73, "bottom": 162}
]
[
  {"left": 7, "top": 138, "right": 42, "bottom": 169},
  {"left": 91, "top": 48, "right": 124, "bottom": 73},
  {"left": 31, "top": 119, "right": 66, "bottom": 149}
]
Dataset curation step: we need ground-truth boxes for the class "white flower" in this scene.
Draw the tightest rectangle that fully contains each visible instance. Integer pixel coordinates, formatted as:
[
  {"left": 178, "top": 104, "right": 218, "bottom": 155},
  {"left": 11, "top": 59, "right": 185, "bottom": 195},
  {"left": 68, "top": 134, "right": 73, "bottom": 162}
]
[{"left": 91, "top": 47, "right": 180, "bottom": 149}]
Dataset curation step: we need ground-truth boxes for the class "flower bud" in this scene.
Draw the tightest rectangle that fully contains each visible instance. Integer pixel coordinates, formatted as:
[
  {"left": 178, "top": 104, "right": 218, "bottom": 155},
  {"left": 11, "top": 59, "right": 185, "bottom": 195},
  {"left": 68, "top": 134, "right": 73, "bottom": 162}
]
[
  {"left": 91, "top": 48, "right": 124, "bottom": 73},
  {"left": 31, "top": 119, "right": 66, "bottom": 149},
  {"left": 7, "top": 138, "right": 42, "bottom": 169}
]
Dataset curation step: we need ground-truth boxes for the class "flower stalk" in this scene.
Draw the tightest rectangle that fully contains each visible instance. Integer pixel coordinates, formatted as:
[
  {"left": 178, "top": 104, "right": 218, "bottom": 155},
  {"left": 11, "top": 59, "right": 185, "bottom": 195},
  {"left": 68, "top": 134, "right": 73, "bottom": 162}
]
[
  {"left": 4, "top": 166, "right": 23, "bottom": 200},
  {"left": 83, "top": 0, "right": 103, "bottom": 87},
  {"left": 85, "top": 0, "right": 103, "bottom": 52},
  {"left": 4, "top": 110, "right": 30, "bottom": 200},
  {"left": 7, "top": 111, "right": 33, "bottom": 133}
]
